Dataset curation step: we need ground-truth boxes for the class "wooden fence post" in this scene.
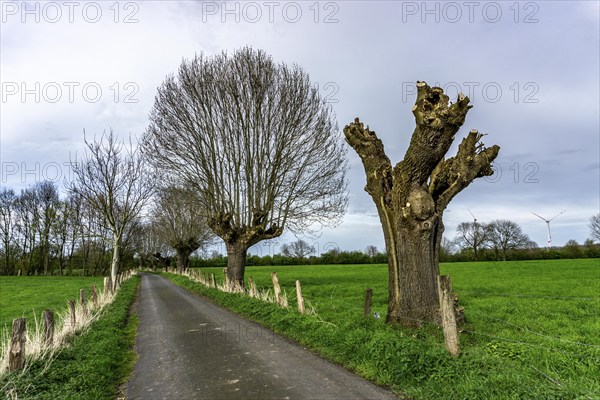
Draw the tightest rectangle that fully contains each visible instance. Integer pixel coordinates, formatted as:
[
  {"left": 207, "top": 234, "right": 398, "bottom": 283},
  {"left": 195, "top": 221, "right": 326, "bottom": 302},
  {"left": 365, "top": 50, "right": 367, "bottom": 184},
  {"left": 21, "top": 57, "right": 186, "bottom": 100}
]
[
  {"left": 9, "top": 318, "right": 26, "bottom": 372},
  {"left": 272, "top": 272, "right": 282, "bottom": 306},
  {"left": 104, "top": 276, "right": 112, "bottom": 295},
  {"left": 43, "top": 309, "right": 54, "bottom": 347},
  {"left": 438, "top": 275, "right": 460, "bottom": 357},
  {"left": 114, "top": 274, "right": 121, "bottom": 291},
  {"left": 68, "top": 300, "right": 76, "bottom": 329},
  {"left": 364, "top": 288, "right": 373, "bottom": 318},
  {"left": 296, "top": 280, "right": 305, "bottom": 314},
  {"left": 211, "top": 273, "right": 216, "bottom": 288},
  {"left": 223, "top": 269, "right": 230, "bottom": 291},
  {"left": 80, "top": 289, "right": 88, "bottom": 317},
  {"left": 90, "top": 285, "right": 98, "bottom": 307},
  {"left": 248, "top": 277, "right": 258, "bottom": 298}
]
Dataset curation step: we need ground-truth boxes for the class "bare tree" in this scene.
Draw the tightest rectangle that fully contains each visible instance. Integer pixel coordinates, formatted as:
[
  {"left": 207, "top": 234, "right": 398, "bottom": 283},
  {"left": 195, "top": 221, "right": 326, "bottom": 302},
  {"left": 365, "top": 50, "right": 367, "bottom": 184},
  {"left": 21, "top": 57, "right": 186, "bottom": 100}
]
[
  {"left": 365, "top": 245, "right": 379, "bottom": 258},
  {"left": 439, "top": 236, "right": 456, "bottom": 260},
  {"left": 487, "top": 219, "right": 533, "bottom": 261},
  {"left": 70, "top": 130, "right": 155, "bottom": 287},
  {"left": 0, "top": 188, "right": 17, "bottom": 275},
  {"left": 143, "top": 47, "right": 348, "bottom": 286},
  {"left": 455, "top": 221, "right": 493, "bottom": 260},
  {"left": 32, "top": 181, "right": 60, "bottom": 275},
  {"left": 152, "top": 187, "right": 214, "bottom": 271},
  {"left": 281, "top": 239, "right": 315, "bottom": 259},
  {"left": 130, "top": 221, "right": 164, "bottom": 271},
  {"left": 344, "top": 82, "right": 499, "bottom": 326},
  {"left": 14, "top": 187, "right": 39, "bottom": 274},
  {"left": 589, "top": 213, "right": 600, "bottom": 243}
]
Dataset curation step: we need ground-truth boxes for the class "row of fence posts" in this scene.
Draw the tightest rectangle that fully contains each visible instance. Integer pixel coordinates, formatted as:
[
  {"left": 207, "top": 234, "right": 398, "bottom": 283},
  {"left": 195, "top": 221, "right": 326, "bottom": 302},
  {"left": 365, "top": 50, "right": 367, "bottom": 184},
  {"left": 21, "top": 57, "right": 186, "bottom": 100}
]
[
  {"left": 363, "top": 274, "right": 461, "bottom": 357},
  {"left": 166, "top": 268, "right": 458, "bottom": 356},
  {"left": 165, "top": 268, "right": 306, "bottom": 314},
  {"left": 7, "top": 270, "right": 133, "bottom": 373}
]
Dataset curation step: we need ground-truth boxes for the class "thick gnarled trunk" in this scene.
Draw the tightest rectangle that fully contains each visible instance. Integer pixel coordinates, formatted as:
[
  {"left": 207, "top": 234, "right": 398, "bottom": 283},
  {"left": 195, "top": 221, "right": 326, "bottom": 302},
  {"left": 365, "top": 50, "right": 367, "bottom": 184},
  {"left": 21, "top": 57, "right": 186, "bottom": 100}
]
[
  {"left": 386, "top": 217, "right": 444, "bottom": 326},
  {"left": 344, "top": 82, "right": 499, "bottom": 327},
  {"left": 176, "top": 247, "right": 193, "bottom": 272},
  {"left": 225, "top": 241, "right": 249, "bottom": 287},
  {"left": 211, "top": 211, "right": 283, "bottom": 286}
]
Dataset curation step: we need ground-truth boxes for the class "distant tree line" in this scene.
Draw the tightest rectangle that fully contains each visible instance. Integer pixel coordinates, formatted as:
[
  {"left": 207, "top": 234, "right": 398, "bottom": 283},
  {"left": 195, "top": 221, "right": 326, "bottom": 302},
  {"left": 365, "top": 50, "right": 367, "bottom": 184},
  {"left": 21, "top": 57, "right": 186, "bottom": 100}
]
[
  {"left": 442, "top": 217, "right": 600, "bottom": 261},
  {"left": 0, "top": 181, "right": 139, "bottom": 276},
  {"left": 184, "top": 230, "right": 599, "bottom": 269},
  {"left": 2, "top": 182, "right": 598, "bottom": 275},
  {"left": 188, "top": 241, "right": 388, "bottom": 269}
]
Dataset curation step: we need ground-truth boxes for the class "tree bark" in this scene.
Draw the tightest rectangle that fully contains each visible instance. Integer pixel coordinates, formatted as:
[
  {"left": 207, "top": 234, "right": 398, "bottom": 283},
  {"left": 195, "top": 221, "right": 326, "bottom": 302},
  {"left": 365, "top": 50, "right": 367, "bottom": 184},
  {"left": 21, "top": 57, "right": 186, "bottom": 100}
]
[
  {"left": 111, "top": 235, "right": 121, "bottom": 291},
  {"left": 344, "top": 82, "right": 499, "bottom": 327},
  {"left": 386, "top": 220, "right": 444, "bottom": 325},
  {"left": 225, "top": 241, "right": 248, "bottom": 288},
  {"left": 176, "top": 247, "right": 193, "bottom": 272}
]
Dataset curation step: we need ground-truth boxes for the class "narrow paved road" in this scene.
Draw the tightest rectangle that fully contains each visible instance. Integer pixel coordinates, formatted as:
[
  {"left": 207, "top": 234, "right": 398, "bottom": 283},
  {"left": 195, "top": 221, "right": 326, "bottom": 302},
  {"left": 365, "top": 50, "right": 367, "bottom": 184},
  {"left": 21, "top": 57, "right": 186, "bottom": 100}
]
[{"left": 125, "top": 273, "right": 400, "bottom": 400}]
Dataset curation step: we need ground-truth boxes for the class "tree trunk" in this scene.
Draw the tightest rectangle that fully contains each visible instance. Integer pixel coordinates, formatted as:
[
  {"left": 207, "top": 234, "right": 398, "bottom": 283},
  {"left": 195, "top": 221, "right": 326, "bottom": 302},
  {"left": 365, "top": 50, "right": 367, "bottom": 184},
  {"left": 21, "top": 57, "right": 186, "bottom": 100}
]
[
  {"left": 176, "top": 247, "right": 193, "bottom": 272},
  {"left": 111, "top": 235, "right": 121, "bottom": 291},
  {"left": 225, "top": 242, "right": 248, "bottom": 287},
  {"left": 386, "top": 219, "right": 443, "bottom": 326},
  {"left": 138, "top": 254, "right": 147, "bottom": 270}
]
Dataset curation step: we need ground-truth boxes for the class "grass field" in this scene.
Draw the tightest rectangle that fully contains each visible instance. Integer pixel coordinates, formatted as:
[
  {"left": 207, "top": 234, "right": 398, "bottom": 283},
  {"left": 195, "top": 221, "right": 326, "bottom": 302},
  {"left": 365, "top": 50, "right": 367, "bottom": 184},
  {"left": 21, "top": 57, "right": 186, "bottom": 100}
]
[
  {"left": 0, "top": 276, "right": 139, "bottom": 399},
  {"left": 165, "top": 258, "right": 600, "bottom": 399},
  {"left": 0, "top": 276, "right": 104, "bottom": 334}
]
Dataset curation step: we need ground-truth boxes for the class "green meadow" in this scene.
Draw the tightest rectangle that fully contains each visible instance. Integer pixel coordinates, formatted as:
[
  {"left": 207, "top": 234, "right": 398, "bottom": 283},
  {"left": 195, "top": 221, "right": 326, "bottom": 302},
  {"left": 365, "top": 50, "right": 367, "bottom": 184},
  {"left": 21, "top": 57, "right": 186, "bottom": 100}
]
[{"left": 0, "top": 276, "right": 104, "bottom": 334}]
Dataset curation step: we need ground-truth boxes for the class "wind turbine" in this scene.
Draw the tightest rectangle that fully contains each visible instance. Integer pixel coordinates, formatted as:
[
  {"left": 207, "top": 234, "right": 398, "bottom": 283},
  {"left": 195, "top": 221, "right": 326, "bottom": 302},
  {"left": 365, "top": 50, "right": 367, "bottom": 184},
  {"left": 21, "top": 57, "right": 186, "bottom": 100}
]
[
  {"left": 467, "top": 209, "right": 478, "bottom": 225},
  {"left": 531, "top": 210, "right": 566, "bottom": 249}
]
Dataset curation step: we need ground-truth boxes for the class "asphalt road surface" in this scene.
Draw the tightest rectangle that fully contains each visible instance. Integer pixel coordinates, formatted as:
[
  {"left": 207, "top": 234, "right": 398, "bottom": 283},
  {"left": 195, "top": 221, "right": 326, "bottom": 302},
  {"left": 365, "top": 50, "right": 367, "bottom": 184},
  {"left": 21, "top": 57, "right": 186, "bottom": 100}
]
[{"left": 125, "top": 273, "right": 401, "bottom": 400}]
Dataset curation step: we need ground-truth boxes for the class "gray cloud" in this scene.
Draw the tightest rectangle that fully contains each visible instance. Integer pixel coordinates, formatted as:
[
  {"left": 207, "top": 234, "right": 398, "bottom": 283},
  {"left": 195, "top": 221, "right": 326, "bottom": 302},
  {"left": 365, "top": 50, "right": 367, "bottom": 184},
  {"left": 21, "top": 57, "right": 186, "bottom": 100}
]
[{"left": 1, "top": 0, "right": 598, "bottom": 249}]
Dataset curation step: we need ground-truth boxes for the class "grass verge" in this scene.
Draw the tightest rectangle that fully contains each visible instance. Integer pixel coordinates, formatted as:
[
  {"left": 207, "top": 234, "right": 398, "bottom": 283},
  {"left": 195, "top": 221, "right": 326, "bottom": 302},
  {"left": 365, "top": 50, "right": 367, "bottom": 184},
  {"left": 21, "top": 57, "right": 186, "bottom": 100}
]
[{"left": 0, "top": 275, "right": 140, "bottom": 400}]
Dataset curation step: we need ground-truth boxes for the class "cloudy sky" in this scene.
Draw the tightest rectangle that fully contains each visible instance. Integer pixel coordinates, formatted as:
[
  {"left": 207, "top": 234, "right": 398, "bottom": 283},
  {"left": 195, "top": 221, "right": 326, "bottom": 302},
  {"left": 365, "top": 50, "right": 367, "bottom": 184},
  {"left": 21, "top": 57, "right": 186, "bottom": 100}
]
[{"left": 1, "top": 1, "right": 598, "bottom": 255}]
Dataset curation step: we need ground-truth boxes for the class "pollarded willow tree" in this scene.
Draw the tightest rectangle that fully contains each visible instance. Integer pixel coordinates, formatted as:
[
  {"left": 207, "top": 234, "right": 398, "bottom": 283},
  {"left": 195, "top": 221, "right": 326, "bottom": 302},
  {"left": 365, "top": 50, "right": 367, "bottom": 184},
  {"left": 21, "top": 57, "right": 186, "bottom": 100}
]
[
  {"left": 143, "top": 47, "right": 348, "bottom": 286},
  {"left": 344, "top": 82, "right": 500, "bottom": 326},
  {"left": 152, "top": 187, "right": 214, "bottom": 271}
]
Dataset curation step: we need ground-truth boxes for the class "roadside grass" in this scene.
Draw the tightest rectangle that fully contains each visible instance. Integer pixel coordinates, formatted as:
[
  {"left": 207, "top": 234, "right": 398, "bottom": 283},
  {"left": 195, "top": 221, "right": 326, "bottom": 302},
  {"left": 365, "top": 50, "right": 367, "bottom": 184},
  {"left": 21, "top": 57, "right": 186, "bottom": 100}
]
[
  {"left": 163, "top": 258, "right": 600, "bottom": 399},
  {"left": 0, "top": 276, "right": 139, "bottom": 400},
  {"left": 0, "top": 276, "right": 104, "bottom": 334}
]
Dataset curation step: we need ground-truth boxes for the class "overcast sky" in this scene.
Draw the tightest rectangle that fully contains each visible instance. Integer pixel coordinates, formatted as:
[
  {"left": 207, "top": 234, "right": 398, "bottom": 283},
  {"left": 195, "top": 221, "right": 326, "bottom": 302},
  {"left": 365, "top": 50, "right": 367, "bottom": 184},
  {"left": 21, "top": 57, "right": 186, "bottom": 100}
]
[{"left": 1, "top": 1, "right": 599, "bottom": 255}]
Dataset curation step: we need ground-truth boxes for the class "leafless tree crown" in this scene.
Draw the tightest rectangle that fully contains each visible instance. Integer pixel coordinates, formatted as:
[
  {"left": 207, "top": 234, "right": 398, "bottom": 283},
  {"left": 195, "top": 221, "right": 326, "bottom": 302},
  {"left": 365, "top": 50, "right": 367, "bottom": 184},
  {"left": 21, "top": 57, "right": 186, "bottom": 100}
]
[
  {"left": 143, "top": 47, "right": 348, "bottom": 245},
  {"left": 152, "top": 186, "right": 214, "bottom": 252},
  {"left": 71, "top": 131, "right": 154, "bottom": 234}
]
